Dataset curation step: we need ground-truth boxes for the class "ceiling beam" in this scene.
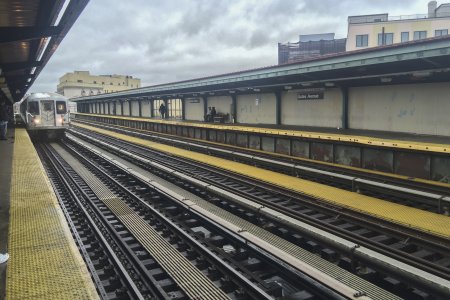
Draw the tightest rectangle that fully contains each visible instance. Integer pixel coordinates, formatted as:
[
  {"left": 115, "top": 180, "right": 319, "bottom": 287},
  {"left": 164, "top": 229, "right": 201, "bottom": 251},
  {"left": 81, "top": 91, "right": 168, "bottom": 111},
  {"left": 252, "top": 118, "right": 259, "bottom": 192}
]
[
  {"left": 0, "top": 26, "right": 62, "bottom": 44},
  {"left": 1, "top": 61, "right": 43, "bottom": 72}
]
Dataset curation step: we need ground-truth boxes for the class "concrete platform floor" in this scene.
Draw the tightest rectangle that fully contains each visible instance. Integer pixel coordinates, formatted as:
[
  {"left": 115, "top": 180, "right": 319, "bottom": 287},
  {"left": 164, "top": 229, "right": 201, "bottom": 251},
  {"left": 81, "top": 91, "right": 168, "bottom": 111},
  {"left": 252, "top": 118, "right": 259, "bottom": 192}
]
[{"left": 0, "top": 127, "right": 14, "bottom": 300}]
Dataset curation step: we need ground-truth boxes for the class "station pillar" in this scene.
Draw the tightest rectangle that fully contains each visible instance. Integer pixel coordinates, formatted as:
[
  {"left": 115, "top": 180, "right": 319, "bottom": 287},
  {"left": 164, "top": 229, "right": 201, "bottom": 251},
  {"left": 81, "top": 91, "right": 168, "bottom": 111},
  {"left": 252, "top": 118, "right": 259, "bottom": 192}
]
[
  {"left": 181, "top": 98, "right": 186, "bottom": 120},
  {"left": 138, "top": 99, "right": 142, "bottom": 117},
  {"left": 163, "top": 99, "right": 168, "bottom": 119},
  {"left": 275, "top": 90, "right": 282, "bottom": 125},
  {"left": 120, "top": 100, "right": 124, "bottom": 116},
  {"left": 202, "top": 96, "right": 208, "bottom": 121},
  {"left": 341, "top": 86, "right": 349, "bottom": 129},
  {"left": 150, "top": 100, "right": 154, "bottom": 118},
  {"left": 231, "top": 94, "right": 237, "bottom": 123},
  {"left": 128, "top": 100, "right": 132, "bottom": 116}
]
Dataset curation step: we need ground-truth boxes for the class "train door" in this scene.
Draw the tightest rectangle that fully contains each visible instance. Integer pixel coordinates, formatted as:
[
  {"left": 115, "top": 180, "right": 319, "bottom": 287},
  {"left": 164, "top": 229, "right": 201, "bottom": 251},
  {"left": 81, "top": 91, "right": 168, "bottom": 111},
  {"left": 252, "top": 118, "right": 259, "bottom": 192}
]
[{"left": 40, "top": 100, "right": 56, "bottom": 126}]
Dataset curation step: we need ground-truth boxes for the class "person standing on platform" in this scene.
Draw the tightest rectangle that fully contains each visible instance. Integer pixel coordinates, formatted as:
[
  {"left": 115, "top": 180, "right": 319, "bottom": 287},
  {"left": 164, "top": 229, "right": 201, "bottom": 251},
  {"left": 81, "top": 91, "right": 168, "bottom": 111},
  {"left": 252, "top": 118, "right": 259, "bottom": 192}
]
[
  {"left": 159, "top": 103, "right": 166, "bottom": 119},
  {"left": 211, "top": 107, "right": 217, "bottom": 122},
  {"left": 205, "top": 107, "right": 212, "bottom": 122},
  {"left": 0, "top": 100, "right": 9, "bottom": 140}
]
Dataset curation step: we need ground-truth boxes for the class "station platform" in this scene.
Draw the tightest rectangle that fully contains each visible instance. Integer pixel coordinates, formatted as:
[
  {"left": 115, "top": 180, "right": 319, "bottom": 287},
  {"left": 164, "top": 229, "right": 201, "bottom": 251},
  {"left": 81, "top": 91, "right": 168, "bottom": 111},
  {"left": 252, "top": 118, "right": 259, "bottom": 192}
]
[
  {"left": 73, "top": 113, "right": 450, "bottom": 153},
  {"left": 76, "top": 122, "right": 450, "bottom": 239},
  {"left": 1, "top": 129, "right": 97, "bottom": 300},
  {"left": 73, "top": 113, "right": 450, "bottom": 182}
]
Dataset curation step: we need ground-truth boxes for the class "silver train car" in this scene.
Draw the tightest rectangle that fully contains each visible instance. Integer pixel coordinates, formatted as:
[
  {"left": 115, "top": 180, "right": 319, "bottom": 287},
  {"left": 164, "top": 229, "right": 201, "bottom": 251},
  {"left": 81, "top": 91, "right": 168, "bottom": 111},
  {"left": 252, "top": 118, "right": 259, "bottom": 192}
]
[{"left": 19, "top": 92, "right": 70, "bottom": 140}]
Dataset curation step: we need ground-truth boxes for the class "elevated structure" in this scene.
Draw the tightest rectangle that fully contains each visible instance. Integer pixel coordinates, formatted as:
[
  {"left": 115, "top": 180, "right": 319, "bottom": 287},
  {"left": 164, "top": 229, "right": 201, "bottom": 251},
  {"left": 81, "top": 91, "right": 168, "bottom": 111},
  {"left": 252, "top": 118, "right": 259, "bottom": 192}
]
[
  {"left": 278, "top": 33, "right": 346, "bottom": 64},
  {"left": 347, "top": 1, "right": 450, "bottom": 51},
  {"left": 57, "top": 71, "right": 141, "bottom": 98},
  {"left": 0, "top": 0, "right": 89, "bottom": 103},
  {"left": 74, "top": 36, "right": 450, "bottom": 136}
]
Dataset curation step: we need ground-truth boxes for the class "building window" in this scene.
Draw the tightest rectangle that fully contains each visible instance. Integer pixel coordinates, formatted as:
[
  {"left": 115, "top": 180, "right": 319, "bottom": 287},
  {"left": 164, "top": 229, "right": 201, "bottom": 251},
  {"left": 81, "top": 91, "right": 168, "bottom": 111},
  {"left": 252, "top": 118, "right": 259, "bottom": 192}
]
[
  {"left": 401, "top": 32, "right": 409, "bottom": 42},
  {"left": 435, "top": 29, "right": 448, "bottom": 36},
  {"left": 93, "top": 81, "right": 97, "bottom": 84},
  {"left": 356, "top": 34, "right": 368, "bottom": 47},
  {"left": 110, "top": 82, "right": 113, "bottom": 85},
  {"left": 77, "top": 79, "right": 83, "bottom": 83},
  {"left": 377, "top": 33, "right": 393, "bottom": 45},
  {"left": 413, "top": 31, "right": 427, "bottom": 40},
  {"left": 102, "top": 82, "right": 105, "bottom": 85}
]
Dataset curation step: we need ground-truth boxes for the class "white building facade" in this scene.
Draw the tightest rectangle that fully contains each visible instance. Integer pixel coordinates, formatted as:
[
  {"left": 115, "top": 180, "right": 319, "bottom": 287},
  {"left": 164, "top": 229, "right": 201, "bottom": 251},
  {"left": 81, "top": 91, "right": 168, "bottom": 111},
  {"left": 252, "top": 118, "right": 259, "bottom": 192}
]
[
  {"left": 57, "top": 71, "right": 141, "bottom": 99},
  {"left": 346, "top": 1, "right": 450, "bottom": 51}
]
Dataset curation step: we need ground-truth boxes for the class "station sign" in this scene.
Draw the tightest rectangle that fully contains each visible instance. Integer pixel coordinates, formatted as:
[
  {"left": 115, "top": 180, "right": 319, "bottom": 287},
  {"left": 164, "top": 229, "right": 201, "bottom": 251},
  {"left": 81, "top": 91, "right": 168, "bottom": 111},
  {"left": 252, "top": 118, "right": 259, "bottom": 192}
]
[
  {"left": 189, "top": 98, "right": 200, "bottom": 103},
  {"left": 297, "top": 88, "right": 324, "bottom": 100}
]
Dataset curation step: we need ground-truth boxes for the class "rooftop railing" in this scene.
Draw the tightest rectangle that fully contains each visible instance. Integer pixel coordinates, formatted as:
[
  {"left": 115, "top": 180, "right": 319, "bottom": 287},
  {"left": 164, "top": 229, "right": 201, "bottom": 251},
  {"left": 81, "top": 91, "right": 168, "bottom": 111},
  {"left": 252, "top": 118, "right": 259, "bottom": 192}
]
[{"left": 349, "top": 13, "right": 450, "bottom": 24}]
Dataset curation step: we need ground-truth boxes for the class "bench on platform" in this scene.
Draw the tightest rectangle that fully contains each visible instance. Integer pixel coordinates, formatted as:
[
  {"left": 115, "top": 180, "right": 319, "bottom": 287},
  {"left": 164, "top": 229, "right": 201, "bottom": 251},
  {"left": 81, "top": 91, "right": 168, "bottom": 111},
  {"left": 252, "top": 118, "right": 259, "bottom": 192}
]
[{"left": 213, "top": 113, "right": 229, "bottom": 123}]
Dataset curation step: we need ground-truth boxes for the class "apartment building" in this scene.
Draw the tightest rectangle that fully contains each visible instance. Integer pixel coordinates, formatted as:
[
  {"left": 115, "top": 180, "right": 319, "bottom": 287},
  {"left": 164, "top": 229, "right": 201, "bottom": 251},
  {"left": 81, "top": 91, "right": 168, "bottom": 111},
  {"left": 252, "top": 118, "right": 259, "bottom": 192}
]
[
  {"left": 57, "top": 71, "right": 141, "bottom": 99},
  {"left": 346, "top": 1, "right": 450, "bottom": 51},
  {"left": 278, "top": 33, "right": 346, "bottom": 64}
]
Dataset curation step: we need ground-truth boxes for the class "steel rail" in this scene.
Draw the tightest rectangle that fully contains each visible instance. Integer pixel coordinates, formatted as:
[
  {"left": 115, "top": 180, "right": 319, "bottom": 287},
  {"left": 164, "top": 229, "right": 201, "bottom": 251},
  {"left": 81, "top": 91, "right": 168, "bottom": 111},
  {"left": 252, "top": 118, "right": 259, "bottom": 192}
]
[
  {"left": 71, "top": 120, "right": 450, "bottom": 213},
  {"left": 60, "top": 139, "right": 350, "bottom": 300},
  {"left": 36, "top": 143, "right": 147, "bottom": 300},
  {"left": 66, "top": 130, "right": 450, "bottom": 298},
  {"left": 40, "top": 143, "right": 171, "bottom": 300}
]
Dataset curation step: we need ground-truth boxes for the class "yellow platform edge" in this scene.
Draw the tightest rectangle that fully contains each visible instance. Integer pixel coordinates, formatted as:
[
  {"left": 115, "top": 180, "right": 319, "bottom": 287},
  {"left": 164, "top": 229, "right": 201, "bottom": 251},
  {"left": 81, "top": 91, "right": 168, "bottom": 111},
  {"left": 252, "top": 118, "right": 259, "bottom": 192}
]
[
  {"left": 76, "top": 123, "right": 450, "bottom": 239},
  {"left": 73, "top": 120, "right": 450, "bottom": 189},
  {"left": 6, "top": 129, "right": 98, "bottom": 300},
  {"left": 73, "top": 112, "right": 450, "bottom": 154}
]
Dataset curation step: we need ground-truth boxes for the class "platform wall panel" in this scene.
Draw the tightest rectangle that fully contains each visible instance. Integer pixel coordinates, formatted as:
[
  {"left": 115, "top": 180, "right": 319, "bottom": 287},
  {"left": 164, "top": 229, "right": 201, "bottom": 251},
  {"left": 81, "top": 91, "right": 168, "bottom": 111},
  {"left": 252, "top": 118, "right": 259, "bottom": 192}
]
[
  {"left": 249, "top": 135, "right": 261, "bottom": 150},
  {"left": 185, "top": 98, "right": 205, "bottom": 121},
  {"left": 276, "top": 138, "right": 291, "bottom": 155},
  {"left": 236, "top": 93, "right": 276, "bottom": 124},
  {"left": 131, "top": 101, "right": 140, "bottom": 117},
  {"left": 262, "top": 137, "right": 275, "bottom": 152},
  {"left": 281, "top": 88, "right": 343, "bottom": 128},
  {"left": 432, "top": 156, "right": 450, "bottom": 181},
  {"left": 292, "top": 140, "right": 309, "bottom": 158},
  {"left": 349, "top": 83, "right": 450, "bottom": 136},
  {"left": 122, "top": 101, "right": 130, "bottom": 116},
  {"left": 394, "top": 152, "right": 431, "bottom": 179},
  {"left": 335, "top": 144, "right": 361, "bottom": 167},
  {"left": 142, "top": 101, "right": 151, "bottom": 117},
  {"left": 116, "top": 101, "right": 122, "bottom": 115},
  {"left": 207, "top": 96, "right": 232, "bottom": 116}
]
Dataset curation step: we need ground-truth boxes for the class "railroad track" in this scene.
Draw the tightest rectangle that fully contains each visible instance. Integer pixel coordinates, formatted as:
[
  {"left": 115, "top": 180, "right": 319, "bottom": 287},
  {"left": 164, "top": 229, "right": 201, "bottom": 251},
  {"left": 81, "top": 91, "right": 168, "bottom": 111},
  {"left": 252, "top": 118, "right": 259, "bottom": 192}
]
[
  {"left": 36, "top": 143, "right": 149, "bottom": 300},
  {"left": 38, "top": 141, "right": 370, "bottom": 299},
  {"left": 72, "top": 119, "right": 450, "bottom": 214},
  {"left": 65, "top": 129, "right": 450, "bottom": 299}
]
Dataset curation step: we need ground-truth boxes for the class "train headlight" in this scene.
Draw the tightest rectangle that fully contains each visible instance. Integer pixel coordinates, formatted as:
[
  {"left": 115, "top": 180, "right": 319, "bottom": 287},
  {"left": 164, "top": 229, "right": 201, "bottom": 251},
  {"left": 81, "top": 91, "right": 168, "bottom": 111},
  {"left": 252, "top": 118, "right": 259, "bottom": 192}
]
[{"left": 33, "top": 118, "right": 40, "bottom": 124}]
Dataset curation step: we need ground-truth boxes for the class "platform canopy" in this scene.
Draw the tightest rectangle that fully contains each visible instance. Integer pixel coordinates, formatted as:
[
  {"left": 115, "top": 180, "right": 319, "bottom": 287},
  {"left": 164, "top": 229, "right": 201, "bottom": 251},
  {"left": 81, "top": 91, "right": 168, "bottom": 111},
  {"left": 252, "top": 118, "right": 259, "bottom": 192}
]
[
  {"left": 0, "top": 0, "right": 89, "bottom": 103},
  {"left": 73, "top": 35, "right": 450, "bottom": 103}
]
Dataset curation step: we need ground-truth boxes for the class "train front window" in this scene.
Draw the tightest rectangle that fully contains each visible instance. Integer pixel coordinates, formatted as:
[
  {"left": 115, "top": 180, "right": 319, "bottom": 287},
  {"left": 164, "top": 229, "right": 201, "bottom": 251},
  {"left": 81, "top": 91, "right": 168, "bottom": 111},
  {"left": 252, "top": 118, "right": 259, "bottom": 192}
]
[
  {"left": 28, "top": 102, "right": 39, "bottom": 114},
  {"left": 43, "top": 102, "right": 53, "bottom": 111},
  {"left": 56, "top": 101, "right": 67, "bottom": 114}
]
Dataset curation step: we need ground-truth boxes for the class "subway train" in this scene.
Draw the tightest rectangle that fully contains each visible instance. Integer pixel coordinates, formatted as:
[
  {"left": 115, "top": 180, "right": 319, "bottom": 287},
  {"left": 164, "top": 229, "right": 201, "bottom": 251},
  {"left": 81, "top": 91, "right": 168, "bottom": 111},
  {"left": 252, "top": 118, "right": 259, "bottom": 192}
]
[{"left": 19, "top": 92, "right": 70, "bottom": 140}]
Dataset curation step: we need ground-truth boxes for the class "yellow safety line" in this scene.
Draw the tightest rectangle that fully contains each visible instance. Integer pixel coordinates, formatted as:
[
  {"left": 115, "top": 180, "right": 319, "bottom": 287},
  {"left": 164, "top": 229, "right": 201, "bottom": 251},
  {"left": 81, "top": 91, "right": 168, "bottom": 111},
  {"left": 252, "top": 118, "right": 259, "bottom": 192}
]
[
  {"left": 6, "top": 129, "right": 98, "bottom": 300},
  {"left": 76, "top": 123, "right": 450, "bottom": 239},
  {"left": 74, "top": 113, "right": 450, "bottom": 154},
  {"left": 76, "top": 120, "right": 450, "bottom": 189}
]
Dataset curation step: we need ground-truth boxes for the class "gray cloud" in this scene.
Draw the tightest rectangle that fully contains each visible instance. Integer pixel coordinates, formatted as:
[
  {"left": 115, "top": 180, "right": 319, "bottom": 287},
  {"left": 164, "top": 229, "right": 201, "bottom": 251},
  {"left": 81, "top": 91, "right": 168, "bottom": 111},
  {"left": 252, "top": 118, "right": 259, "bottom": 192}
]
[{"left": 31, "top": 0, "right": 427, "bottom": 93}]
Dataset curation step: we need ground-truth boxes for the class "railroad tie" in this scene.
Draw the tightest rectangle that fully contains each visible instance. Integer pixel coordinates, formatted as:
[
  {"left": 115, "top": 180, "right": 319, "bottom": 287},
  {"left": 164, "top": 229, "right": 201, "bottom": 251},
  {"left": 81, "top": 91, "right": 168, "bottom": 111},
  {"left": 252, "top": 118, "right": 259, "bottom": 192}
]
[{"left": 51, "top": 144, "right": 229, "bottom": 300}]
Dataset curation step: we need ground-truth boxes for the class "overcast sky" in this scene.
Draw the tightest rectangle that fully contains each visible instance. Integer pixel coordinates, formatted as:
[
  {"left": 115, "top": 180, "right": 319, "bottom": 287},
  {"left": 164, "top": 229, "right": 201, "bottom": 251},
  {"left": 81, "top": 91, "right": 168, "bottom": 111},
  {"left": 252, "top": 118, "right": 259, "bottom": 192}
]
[{"left": 30, "top": 0, "right": 428, "bottom": 93}]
